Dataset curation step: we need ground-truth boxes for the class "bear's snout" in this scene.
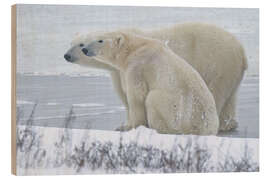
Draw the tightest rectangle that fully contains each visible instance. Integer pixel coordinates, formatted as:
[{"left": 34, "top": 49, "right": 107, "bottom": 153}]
[
  {"left": 82, "top": 48, "right": 88, "bottom": 55},
  {"left": 82, "top": 48, "right": 96, "bottom": 57},
  {"left": 64, "top": 53, "right": 72, "bottom": 62}
]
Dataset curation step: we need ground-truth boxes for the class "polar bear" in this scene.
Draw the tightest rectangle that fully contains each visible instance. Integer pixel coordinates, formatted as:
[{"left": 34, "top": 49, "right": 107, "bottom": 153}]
[
  {"left": 64, "top": 23, "right": 247, "bottom": 132},
  {"left": 81, "top": 31, "right": 219, "bottom": 135}
]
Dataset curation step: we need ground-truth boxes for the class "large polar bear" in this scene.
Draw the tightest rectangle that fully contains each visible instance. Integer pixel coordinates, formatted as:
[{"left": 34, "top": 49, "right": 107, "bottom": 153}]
[
  {"left": 81, "top": 31, "right": 219, "bottom": 135},
  {"left": 64, "top": 23, "right": 247, "bottom": 132}
]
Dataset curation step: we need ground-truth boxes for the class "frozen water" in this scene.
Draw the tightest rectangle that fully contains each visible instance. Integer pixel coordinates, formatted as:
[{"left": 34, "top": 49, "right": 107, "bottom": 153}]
[{"left": 16, "top": 74, "right": 259, "bottom": 138}]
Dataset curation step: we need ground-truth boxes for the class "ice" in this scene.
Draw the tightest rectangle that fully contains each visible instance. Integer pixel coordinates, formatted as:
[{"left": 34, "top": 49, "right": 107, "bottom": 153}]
[
  {"left": 47, "top": 102, "right": 59, "bottom": 106},
  {"left": 73, "top": 103, "right": 104, "bottom": 107},
  {"left": 17, "top": 100, "right": 34, "bottom": 105}
]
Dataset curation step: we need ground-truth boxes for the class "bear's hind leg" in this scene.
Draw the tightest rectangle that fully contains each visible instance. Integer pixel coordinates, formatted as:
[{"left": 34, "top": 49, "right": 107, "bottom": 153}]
[
  {"left": 219, "top": 92, "right": 238, "bottom": 131},
  {"left": 145, "top": 90, "right": 181, "bottom": 134},
  {"left": 146, "top": 91, "right": 169, "bottom": 133}
]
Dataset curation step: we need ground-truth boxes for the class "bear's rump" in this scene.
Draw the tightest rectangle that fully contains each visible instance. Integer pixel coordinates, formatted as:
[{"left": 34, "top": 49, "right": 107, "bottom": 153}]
[{"left": 145, "top": 90, "right": 194, "bottom": 134}]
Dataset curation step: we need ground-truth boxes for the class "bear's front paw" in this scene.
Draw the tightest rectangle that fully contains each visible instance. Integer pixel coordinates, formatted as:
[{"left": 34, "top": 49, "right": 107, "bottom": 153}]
[
  {"left": 219, "top": 119, "right": 238, "bottom": 132},
  {"left": 115, "top": 125, "right": 132, "bottom": 132}
]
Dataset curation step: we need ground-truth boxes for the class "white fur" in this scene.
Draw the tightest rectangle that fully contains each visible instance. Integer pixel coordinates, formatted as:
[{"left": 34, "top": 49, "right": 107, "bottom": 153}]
[
  {"left": 67, "top": 23, "right": 247, "bottom": 132},
  {"left": 84, "top": 32, "right": 220, "bottom": 135}
]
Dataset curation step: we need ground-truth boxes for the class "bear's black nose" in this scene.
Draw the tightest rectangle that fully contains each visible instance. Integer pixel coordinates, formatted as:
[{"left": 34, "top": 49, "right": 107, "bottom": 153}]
[
  {"left": 64, "top": 54, "right": 71, "bottom": 61},
  {"left": 82, "top": 48, "right": 88, "bottom": 55}
]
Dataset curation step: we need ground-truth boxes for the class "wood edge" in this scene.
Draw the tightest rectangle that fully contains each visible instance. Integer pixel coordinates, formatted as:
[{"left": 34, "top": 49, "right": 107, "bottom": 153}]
[{"left": 11, "top": 4, "right": 17, "bottom": 176}]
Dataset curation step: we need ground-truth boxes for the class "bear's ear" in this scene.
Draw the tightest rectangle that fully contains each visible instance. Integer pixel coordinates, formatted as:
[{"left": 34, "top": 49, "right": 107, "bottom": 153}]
[{"left": 115, "top": 34, "right": 125, "bottom": 48}]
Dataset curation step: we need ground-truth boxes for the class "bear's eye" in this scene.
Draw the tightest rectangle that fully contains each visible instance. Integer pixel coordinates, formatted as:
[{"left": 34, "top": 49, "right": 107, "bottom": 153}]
[
  {"left": 98, "top": 40, "right": 103, "bottom": 43},
  {"left": 79, "top": 43, "right": 84, "bottom": 47}
]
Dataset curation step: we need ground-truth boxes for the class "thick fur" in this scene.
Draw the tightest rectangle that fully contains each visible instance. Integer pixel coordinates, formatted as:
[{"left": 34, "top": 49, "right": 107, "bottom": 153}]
[
  {"left": 65, "top": 23, "right": 247, "bottom": 132},
  {"left": 82, "top": 32, "right": 219, "bottom": 135}
]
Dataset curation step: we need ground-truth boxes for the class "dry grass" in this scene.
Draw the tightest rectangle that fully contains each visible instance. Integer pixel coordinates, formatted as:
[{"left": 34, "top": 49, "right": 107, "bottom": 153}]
[{"left": 16, "top": 104, "right": 259, "bottom": 174}]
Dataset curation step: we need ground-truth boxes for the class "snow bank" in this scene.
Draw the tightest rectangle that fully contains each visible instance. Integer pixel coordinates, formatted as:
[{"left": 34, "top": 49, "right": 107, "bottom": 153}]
[{"left": 16, "top": 125, "right": 259, "bottom": 175}]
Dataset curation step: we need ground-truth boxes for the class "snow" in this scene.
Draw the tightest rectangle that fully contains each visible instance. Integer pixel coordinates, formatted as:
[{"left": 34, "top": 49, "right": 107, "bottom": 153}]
[{"left": 16, "top": 125, "right": 259, "bottom": 175}]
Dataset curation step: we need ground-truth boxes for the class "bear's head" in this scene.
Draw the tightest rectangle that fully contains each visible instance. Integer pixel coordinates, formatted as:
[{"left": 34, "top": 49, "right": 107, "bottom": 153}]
[
  {"left": 64, "top": 32, "right": 114, "bottom": 70},
  {"left": 81, "top": 32, "right": 128, "bottom": 70}
]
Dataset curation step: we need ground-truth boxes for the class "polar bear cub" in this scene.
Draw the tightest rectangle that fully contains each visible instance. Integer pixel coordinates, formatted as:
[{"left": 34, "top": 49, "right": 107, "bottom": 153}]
[{"left": 81, "top": 31, "right": 219, "bottom": 135}]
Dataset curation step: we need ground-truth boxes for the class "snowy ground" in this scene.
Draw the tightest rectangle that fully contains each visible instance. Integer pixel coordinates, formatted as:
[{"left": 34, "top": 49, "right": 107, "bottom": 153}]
[
  {"left": 16, "top": 74, "right": 259, "bottom": 138},
  {"left": 16, "top": 125, "right": 259, "bottom": 175}
]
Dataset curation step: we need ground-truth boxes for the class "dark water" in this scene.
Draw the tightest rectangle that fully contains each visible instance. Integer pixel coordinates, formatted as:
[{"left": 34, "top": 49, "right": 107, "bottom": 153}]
[{"left": 16, "top": 74, "right": 259, "bottom": 138}]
